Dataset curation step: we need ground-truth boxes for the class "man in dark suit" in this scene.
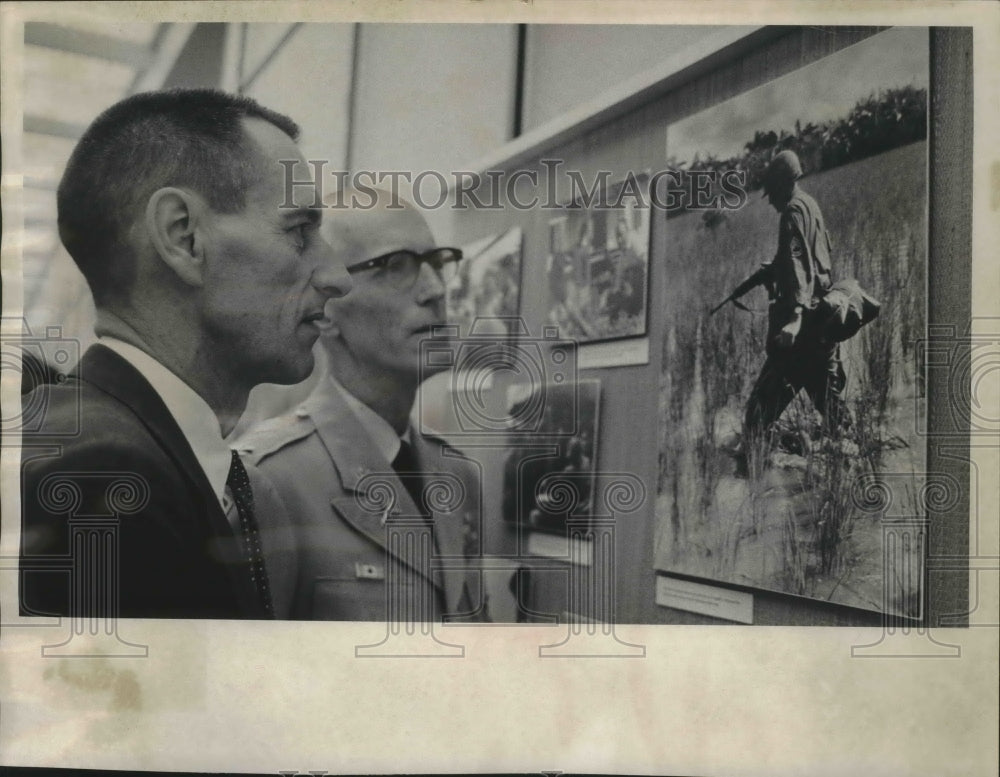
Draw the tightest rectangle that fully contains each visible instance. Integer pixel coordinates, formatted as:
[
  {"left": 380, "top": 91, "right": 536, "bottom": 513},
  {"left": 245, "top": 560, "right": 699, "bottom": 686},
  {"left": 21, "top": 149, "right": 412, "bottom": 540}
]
[
  {"left": 238, "top": 191, "right": 499, "bottom": 622},
  {"left": 19, "top": 89, "right": 352, "bottom": 619}
]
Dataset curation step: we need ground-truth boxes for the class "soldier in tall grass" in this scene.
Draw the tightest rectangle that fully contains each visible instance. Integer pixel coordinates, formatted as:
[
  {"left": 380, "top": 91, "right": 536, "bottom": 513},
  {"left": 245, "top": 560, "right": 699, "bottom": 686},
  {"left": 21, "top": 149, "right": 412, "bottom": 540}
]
[{"left": 737, "top": 150, "right": 852, "bottom": 477}]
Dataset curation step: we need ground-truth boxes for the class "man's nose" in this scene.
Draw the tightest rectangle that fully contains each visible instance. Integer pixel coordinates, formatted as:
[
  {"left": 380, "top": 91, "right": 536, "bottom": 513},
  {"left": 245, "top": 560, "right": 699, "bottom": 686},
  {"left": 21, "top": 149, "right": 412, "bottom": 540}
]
[
  {"left": 312, "top": 234, "right": 353, "bottom": 299},
  {"left": 414, "top": 259, "right": 446, "bottom": 303}
]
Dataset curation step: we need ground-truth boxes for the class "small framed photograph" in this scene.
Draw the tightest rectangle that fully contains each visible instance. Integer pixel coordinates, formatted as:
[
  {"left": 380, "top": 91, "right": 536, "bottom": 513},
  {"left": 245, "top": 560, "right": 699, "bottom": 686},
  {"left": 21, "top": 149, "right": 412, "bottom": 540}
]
[
  {"left": 448, "top": 226, "right": 523, "bottom": 338},
  {"left": 501, "top": 379, "right": 601, "bottom": 536},
  {"left": 544, "top": 175, "right": 650, "bottom": 344}
]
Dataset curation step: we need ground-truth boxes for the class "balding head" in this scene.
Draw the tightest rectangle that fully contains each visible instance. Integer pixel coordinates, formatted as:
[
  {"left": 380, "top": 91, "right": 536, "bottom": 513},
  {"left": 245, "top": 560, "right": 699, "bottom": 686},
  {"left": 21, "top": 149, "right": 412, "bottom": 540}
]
[
  {"left": 322, "top": 188, "right": 436, "bottom": 266},
  {"left": 319, "top": 190, "right": 453, "bottom": 408}
]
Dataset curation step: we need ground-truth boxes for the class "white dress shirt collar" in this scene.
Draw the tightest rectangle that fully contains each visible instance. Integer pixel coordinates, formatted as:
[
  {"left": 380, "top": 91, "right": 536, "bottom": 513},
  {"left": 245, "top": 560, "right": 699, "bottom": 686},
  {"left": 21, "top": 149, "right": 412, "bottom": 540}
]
[
  {"left": 98, "top": 337, "right": 231, "bottom": 511},
  {"left": 327, "top": 375, "right": 408, "bottom": 464}
]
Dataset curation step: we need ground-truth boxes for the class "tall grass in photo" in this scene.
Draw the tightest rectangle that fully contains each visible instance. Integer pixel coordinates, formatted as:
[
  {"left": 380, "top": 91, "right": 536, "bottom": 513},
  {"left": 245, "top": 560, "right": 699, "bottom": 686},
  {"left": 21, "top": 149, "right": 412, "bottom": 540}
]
[{"left": 655, "top": 142, "right": 926, "bottom": 613}]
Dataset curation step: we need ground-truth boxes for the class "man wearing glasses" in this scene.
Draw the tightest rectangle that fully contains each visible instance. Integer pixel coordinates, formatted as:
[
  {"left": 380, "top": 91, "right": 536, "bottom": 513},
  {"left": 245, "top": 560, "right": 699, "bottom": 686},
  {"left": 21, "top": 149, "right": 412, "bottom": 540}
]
[{"left": 238, "top": 191, "right": 488, "bottom": 622}]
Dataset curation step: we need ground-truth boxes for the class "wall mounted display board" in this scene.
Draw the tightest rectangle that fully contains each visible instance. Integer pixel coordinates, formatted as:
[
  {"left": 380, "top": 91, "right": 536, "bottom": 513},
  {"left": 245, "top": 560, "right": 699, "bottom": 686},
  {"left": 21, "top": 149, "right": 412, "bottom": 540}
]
[{"left": 655, "top": 28, "right": 930, "bottom": 617}]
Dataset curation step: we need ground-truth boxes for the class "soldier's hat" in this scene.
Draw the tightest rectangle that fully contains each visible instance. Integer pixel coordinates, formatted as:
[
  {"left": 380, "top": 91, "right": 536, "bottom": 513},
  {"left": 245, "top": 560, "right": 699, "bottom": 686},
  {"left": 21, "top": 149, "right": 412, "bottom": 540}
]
[{"left": 761, "top": 149, "right": 803, "bottom": 197}]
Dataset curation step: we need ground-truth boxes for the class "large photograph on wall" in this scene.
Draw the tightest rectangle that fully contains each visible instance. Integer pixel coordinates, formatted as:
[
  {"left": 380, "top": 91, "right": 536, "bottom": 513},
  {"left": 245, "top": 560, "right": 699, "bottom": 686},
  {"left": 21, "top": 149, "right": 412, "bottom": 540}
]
[
  {"left": 544, "top": 176, "right": 650, "bottom": 344},
  {"left": 655, "top": 28, "right": 929, "bottom": 617}
]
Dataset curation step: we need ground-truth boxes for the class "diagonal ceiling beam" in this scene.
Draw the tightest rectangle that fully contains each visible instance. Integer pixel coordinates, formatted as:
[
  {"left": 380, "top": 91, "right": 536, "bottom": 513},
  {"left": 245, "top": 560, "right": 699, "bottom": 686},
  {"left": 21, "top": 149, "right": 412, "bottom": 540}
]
[
  {"left": 24, "top": 176, "right": 60, "bottom": 191},
  {"left": 129, "top": 22, "right": 197, "bottom": 93},
  {"left": 24, "top": 115, "right": 87, "bottom": 140}
]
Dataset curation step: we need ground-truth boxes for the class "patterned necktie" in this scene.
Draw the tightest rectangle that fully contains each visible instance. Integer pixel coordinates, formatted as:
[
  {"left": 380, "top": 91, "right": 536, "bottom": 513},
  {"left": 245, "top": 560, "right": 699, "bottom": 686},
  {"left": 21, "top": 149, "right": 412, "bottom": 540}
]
[{"left": 226, "top": 450, "right": 274, "bottom": 617}]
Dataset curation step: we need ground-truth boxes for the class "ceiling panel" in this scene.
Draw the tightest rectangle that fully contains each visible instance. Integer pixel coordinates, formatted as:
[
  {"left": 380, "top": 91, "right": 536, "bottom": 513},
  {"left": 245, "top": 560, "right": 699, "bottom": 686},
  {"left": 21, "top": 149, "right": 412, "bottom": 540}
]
[
  {"left": 24, "top": 44, "right": 137, "bottom": 128},
  {"left": 242, "top": 23, "right": 298, "bottom": 86},
  {"left": 21, "top": 133, "right": 78, "bottom": 180},
  {"left": 21, "top": 187, "right": 57, "bottom": 223},
  {"left": 45, "top": 19, "right": 160, "bottom": 45}
]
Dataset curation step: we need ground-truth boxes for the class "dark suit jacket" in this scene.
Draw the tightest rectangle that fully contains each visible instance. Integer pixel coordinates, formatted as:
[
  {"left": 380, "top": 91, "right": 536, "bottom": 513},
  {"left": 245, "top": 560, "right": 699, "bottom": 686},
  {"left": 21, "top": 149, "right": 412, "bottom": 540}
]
[
  {"left": 238, "top": 383, "right": 485, "bottom": 622},
  {"left": 19, "top": 344, "right": 292, "bottom": 620}
]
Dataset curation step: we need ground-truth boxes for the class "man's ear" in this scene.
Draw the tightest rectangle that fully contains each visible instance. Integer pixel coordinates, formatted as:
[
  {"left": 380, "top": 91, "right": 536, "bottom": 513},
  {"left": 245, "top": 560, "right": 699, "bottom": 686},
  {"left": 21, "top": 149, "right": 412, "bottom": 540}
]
[{"left": 145, "top": 187, "right": 207, "bottom": 287}]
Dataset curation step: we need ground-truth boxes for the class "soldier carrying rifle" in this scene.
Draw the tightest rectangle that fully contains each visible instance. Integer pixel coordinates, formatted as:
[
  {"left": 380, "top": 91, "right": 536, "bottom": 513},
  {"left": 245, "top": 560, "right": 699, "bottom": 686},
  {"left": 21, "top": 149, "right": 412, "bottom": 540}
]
[{"left": 714, "top": 150, "right": 852, "bottom": 476}]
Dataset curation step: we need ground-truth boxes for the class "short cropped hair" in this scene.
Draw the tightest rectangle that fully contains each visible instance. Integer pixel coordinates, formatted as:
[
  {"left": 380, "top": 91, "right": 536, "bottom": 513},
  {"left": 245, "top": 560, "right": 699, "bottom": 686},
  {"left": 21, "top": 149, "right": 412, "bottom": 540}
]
[{"left": 57, "top": 89, "right": 300, "bottom": 305}]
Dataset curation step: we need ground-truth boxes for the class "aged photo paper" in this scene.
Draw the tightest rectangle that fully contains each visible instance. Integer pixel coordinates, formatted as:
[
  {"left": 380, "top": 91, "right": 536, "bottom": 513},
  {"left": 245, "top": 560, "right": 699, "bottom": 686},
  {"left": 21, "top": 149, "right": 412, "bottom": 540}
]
[{"left": 1, "top": 1, "right": 998, "bottom": 775}]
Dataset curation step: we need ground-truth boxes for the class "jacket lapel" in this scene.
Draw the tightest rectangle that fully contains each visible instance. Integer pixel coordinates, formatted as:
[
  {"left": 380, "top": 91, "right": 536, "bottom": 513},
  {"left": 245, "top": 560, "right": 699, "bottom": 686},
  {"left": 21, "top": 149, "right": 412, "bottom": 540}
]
[
  {"left": 412, "top": 434, "right": 471, "bottom": 613},
  {"left": 75, "top": 345, "right": 262, "bottom": 617},
  {"left": 307, "top": 387, "right": 443, "bottom": 596}
]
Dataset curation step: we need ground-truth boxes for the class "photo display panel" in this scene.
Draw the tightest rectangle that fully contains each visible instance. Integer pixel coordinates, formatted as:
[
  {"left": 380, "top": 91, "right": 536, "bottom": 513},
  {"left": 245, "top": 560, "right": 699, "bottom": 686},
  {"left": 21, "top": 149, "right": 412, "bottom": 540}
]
[{"left": 656, "top": 28, "right": 929, "bottom": 616}]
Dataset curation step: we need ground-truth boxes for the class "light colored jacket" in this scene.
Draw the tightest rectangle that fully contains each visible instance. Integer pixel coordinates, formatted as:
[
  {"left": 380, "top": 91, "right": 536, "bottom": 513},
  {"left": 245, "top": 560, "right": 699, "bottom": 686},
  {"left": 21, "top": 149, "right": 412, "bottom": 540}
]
[{"left": 236, "top": 384, "right": 484, "bottom": 622}]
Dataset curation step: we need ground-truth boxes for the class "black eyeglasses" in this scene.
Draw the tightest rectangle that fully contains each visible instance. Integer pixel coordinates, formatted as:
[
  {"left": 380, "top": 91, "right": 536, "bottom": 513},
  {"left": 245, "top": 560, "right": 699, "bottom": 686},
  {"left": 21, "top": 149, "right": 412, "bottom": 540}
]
[{"left": 345, "top": 247, "right": 464, "bottom": 289}]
